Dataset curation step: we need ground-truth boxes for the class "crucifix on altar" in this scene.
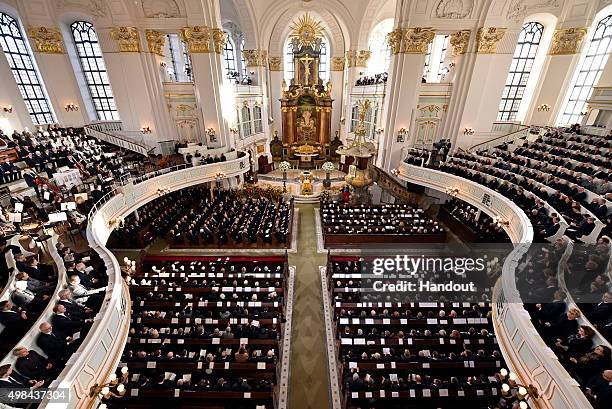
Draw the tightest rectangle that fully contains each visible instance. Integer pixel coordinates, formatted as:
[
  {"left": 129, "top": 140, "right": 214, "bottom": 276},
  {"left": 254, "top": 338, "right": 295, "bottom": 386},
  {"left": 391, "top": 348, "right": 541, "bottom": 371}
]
[{"left": 278, "top": 13, "right": 333, "bottom": 154}]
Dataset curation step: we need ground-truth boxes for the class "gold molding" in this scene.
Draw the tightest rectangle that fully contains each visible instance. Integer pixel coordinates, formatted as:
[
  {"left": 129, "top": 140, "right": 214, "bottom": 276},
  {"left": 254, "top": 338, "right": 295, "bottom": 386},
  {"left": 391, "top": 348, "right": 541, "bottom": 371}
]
[
  {"left": 403, "top": 27, "right": 435, "bottom": 53},
  {"left": 242, "top": 49, "right": 261, "bottom": 67},
  {"left": 476, "top": 27, "right": 505, "bottom": 54},
  {"left": 269, "top": 56, "right": 282, "bottom": 71},
  {"left": 345, "top": 50, "right": 355, "bottom": 68},
  {"left": 145, "top": 29, "right": 165, "bottom": 56},
  {"left": 549, "top": 27, "right": 587, "bottom": 55},
  {"left": 386, "top": 28, "right": 403, "bottom": 55},
  {"left": 331, "top": 56, "right": 345, "bottom": 71},
  {"left": 450, "top": 30, "right": 470, "bottom": 56},
  {"left": 110, "top": 26, "right": 140, "bottom": 52},
  {"left": 180, "top": 26, "right": 210, "bottom": 53},
  {"left": 211, "top": 28, "right": 227, "bottom": 54},
  {"left": 354, "top": 50, "right": 371, "bottom": 67},
  {"left": 27, "top": 26, "right": 65, "bottom": 54}
]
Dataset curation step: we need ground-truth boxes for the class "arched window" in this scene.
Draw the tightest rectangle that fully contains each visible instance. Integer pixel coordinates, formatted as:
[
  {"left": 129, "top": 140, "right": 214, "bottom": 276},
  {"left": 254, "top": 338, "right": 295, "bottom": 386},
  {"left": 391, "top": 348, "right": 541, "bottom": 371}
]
[
  {"left": 367, "top": 19, "right": 393, "bottom": 75},
  {"left": 422, "top": 35, "right": 449, "bottom": 83},
  {"left": 284, "top": 36, "right": 330, "bottom": 84},
  {"left": 253, "top": 105, "right": 263, "bottom": 133},
  {"left": 223, "top": 35, "right": 236, "bottom": 78},
  {"left": 497, "top": 22, "right": 544, "bottom": 121},
  {"left": 0, "top": 12, "right": 55, "bottom": 125},
  {"left": 70, "top": 21, "right": 119, "bottom": 121},
  {"left": 557, "top": 14, "right": 612, "bottom": 125}
]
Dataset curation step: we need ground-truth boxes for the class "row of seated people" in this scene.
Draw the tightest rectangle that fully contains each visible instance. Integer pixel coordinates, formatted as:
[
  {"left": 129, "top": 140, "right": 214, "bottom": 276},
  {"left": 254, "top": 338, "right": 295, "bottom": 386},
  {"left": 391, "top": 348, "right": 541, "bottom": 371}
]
[
  {"left": 558, "top": 128, "right": 612, "bottom": 148},
  {"left": 320, "top": 201, "right": 445, "bottom": 236},
  {"left": 111, "top": 186, "right": 292, "bottom": 249},
  {"left": 355, "top": 72, "right": 388, "bottom": 86},
  {"left": 329, "top": 258, "right": 507, "bottom": 409},
  {"left": 0, "top": 240, "right": 107, "bottom": 404},
  {"left": 440, "top": 198, "right": 510, "bottom": 243},
  {"left": 116, "top": 257, "right": 288, "bottom": 408},
  {"left": 440, "top": 156, "right": 599, "bottom": 242},
  {"left": 0, "top": 126, "right": 124, "bottom": 186},
  {"left": 515, "top": 240, "right": 611, "bottom": 409}
]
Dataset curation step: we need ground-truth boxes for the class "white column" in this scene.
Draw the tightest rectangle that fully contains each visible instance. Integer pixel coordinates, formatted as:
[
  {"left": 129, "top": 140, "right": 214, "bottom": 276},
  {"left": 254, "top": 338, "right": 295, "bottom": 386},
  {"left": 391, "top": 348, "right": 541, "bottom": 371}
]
[
  {"left": 269, "top": 67, "right": 283, "bottom": 135},
  {"left": 330, "top": 60, "right": 344, "bottom": 140}
]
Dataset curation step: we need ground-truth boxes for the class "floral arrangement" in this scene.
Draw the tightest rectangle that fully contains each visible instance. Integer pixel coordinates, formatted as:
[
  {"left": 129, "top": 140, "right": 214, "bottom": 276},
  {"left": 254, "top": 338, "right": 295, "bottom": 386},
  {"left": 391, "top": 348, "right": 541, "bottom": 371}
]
[
  {"left": 321, "top": 161, "right": 335, "bottom": 172},
  {"left": 238, "top": 184, "right": 285, "bottom": 201},
  {"left": 278, "top": 161, "right": 291, "bottom": 171}
]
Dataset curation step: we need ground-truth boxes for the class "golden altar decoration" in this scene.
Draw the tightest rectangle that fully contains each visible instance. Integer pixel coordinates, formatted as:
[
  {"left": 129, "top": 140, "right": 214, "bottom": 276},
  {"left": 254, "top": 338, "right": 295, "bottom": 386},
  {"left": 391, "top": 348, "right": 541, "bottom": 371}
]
[
  {"left": 280, "top": 14, "right": 333, "bottom": 149},
  {"left": 299, "top": 171, "right": 314, "bottom": 196}
]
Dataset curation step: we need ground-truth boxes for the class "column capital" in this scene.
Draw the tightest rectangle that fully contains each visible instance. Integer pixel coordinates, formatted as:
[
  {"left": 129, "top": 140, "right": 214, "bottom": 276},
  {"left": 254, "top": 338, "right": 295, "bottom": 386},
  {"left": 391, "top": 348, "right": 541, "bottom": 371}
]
[
  {"left": 110, "top": 26, "right": 140, "bottom": 52},
  {"left": 386, "top": 29, "right": 403, "bottom": 55},
  {"left": 211, "top": 28, "right": 227, "bottom": 54},
  {"left": 403, "top": 27, "right": 435, "bottom": 53},
  {"left": 331, "top": 56, "right": 345, "bottom": 71},
  {"left": 269, "top": 56, "right": 282, "bottom": 71},
  {"left": 450, "top": 30, "right": 471, "bottom": 56},
  {"left": 549, "top": 27, "right": 588, "bottom": 55},
  {"left": 355, "top": 50, "right": 371, "bottom": 67},
  {"left": 346, "top": 50, "right": 356, "bottom": 68},
  {"left": 180, "top": 26, "right": 211, "bottom": 53},
  {"left": 242, "top": 49, "right": 267, "bottom": 67},
  {"left": 476, "top": 27, "right": 506, "bottom": 54},
  {"left": 145, "top": 29, "right": 165, "bottom": 56},
  {"left": 27, "top": 26, "right": 65, "bottom": 54}
]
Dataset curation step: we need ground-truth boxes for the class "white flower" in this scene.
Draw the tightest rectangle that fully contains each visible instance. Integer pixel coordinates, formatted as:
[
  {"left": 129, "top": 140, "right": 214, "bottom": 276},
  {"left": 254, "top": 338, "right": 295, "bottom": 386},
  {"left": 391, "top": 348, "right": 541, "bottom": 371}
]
[
  {"left": 322, "top": 161, "right": 335, "bottom": 171},
  {"left": 279, "top": 161, "right": 291, "bottom": 171}
]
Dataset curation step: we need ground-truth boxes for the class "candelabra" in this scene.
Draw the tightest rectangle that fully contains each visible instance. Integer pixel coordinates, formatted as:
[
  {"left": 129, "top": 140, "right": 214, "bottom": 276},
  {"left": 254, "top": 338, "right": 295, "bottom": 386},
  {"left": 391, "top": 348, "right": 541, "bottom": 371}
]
[
  {"left": 390, "top": 168, "right": 400, "bottom": 177},
  {"left": 156, "top": 187, "right": 170, "bottom": 196},
  {"left": 141, "top": 126, "right": 152, "bottom": 134},
  {"left": 492, "top": 215, "right": 509, "bottom": 228},
  {"left": 91, "top": 366, "right": 129, "bottom": 403},
  {"left": 207, "top": 127, "right": 217, "bottom": 142},
  {"left": 107, "top": 216, "right": 125, "bottom": 229},
  {"left": 65, "top": 103, "right": 79, "bottom": 112},
  {"left": 463, "top": 127, "right": 475, "bottom": 135},
  {"left": 3, "top": 105, "right": 13, "bottom": 113},
  {"left": 537, "top": 104, "right": 551, "bottom": 112},
  {"left": 496, "top": 368, "right": 538, "bottom": 409},
  {"left": 397, "top": 128, "right": 407, "bottom": 142},
  {"left": 445, "top": 187, "right": 459, "bottom": 197}
]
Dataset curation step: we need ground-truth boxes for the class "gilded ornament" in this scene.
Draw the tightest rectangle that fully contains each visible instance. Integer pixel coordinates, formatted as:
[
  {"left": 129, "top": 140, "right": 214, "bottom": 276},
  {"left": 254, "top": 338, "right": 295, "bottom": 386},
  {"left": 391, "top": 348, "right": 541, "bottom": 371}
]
[
  {"left": 211, "top": 28, "right": 227, "bottom": 54},
  {"left": 355, "top": 50, "right": 371, "bottom": 67},
  {"left": 242, "top": 50, "right": 260, "bottom": 67},
  {"left": 269, "top": 56, "right": 282, "bottom": 71},
  {"left": 403, "top": 28, "right": 435, "bottom": 53},
  {"left": 111, "top": 27, "right": 140, "bottom": 52},
  {"left": 180, "top": 26, "right": 211, "bottom": 53},
  {"left": 386, "top": 29, "right": 403, "bottom": 54},
  {"left": 331, "top": 56, "right": 345, "bottom": 71},
  {"left": 549, "top": 27, "right": 587, "bottom": 55},
  {"left": 289, "top": 13, "right": 324, "bottom": 48},
  {"left": 145, "top": 29, "right": 165, "bottom": 56},
  {"left": 476, "top": 27, "right": 505, "bottom": 54},
  {"left": 345, "top": 50, "right": 355, "bottom": 68},
  {"left": 260, "top": 49, "right": 268, "bottom": 66},
  {"left": 450, "top": 30, "right": 470, "bottom": 56},
  {"left": 27, "top": 26, "right": 65, "bottom": 53}
]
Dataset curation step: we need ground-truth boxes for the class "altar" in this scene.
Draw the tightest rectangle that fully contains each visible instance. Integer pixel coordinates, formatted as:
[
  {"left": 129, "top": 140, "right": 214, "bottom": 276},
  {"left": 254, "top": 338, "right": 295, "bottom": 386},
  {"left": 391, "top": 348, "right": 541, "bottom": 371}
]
[{"left": 278, "top": 14, "right": 333, "bottom": 160}]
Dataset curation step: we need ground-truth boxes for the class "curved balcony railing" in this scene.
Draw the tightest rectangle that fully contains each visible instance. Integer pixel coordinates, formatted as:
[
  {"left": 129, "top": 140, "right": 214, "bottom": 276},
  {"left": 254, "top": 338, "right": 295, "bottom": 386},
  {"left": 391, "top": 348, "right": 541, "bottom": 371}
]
[
  {"left": 41, "top": 152, "right": 250, "bottom": 409},
  {"left": 397, "top": 163, "right": 594, "bottom": 409}
]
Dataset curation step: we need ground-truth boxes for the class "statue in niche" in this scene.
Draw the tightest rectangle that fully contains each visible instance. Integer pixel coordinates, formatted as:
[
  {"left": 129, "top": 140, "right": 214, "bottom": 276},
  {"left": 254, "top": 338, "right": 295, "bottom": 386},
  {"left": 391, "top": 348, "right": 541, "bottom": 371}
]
[
  {"left": 297, "top": 109, "right": 315, "bottom": 142},
  {"left": 435, "top": 0, "right": 473, "bottom": 19}
]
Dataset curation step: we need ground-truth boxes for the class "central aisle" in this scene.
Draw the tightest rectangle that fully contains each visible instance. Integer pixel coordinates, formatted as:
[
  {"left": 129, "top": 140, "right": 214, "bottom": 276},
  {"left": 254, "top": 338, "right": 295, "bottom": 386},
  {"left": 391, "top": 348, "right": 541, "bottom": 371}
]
[{"left": 288, "top": 204, "right": 331, "bottom": 409}]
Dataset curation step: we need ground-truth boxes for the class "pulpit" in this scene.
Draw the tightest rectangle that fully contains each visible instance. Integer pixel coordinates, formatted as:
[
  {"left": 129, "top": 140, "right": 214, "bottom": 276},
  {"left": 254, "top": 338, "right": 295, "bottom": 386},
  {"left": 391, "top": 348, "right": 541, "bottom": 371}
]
[{"left": 280, "top": 14, "right": 333, "bottom": 151}]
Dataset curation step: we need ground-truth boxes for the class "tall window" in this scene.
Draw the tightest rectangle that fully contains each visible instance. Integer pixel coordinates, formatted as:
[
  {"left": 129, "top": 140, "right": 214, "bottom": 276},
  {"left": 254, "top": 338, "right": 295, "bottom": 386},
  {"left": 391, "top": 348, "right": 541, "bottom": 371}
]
[
  {"left": 223, "top": 35, "right": 236, "bottom": 78},
  {"left": 71, "top": 21, "right": 119, "bottom": 121},
  {"left": 558, "top": 15, "right": 612, "bottom": 125},
  {"left": 164, "top": 34, "right": 192, "bottom": 83},
  {"left": 497, "top": 22, "right": 544, "bottom": 121},
  {"left": 367, "top": 19, "right": 393, "bottom": 76},
  {"left": 181, "top": 40, "right": 193, "bottom": 82},
  {"left": 253, "top": 105, "right": 263, "bottom": 133},
  {"left": 240, "top": 105, "right": 252, "bottom": 137},
  {"left": 284, "top": 37, "right": 330, "bottom": 84},
  {"left": 350, "top": 105, "right": 359, "bottom": 132},
  {"left": 240, "top": 39, "right": 247, "bottom": 78},
  {"left": 422, "top": 41, "right": 433, "bottom": 80},
  {"left": 0, "top": 12, "right": 55, "bottom": 125},
  {"left": 436, "top": 35, "right": 449, "bottom": 81}
]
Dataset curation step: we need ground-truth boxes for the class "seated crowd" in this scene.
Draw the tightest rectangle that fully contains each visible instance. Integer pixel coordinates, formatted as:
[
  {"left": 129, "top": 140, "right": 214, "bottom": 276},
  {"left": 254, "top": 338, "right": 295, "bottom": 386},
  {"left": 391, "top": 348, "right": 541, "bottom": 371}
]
[
  {"left": 440, "top": 198, "right": 510, "bottom": 243},
  {"left": 111, "top": 186, "right": 292, "bottom": 249},
  {"left": 116, "top": 257, "right": 288, "bottom": 408},
  {"left": 0, "top": 238, "right": 107, "bottom": 399},
  {"left": 329, "top": 258, "right": 507, "bottom": 408},
  {"left": 320, "top": 201, "right": 445, "bottom": 237},
  {"left": 355, "top": 72, "right": 388, "bottom": 86}
]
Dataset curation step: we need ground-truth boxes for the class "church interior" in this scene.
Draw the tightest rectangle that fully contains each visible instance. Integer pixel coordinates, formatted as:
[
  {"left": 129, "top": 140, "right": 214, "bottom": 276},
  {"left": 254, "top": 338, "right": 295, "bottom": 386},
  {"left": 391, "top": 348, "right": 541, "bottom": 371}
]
[{"left": 0, "top": 0, "right": 611, "bottom": 408}]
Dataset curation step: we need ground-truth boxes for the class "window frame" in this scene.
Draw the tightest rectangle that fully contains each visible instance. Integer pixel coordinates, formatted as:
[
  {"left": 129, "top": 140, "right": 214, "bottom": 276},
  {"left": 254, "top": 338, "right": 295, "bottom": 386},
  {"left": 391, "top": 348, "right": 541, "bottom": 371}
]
[
  {"left": 0, "top": 12, "right": 56, "bottom": 125},
  {"left": 70, "top": 20, "right": 119, "bottom": 121}
]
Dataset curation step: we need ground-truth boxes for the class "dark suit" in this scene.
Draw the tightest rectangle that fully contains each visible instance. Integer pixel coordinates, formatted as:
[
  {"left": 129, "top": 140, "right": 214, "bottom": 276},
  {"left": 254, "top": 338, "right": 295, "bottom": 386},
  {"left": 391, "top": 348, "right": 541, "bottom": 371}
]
[
  {"left": 15, "top": 351, "right": 53, "bottom": 380},
  {"left": 51, "top": 313, "right": 83, "bottom": 338},
  {"left": 36, "top": 331, "right": 69, "bottom": 362}
]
